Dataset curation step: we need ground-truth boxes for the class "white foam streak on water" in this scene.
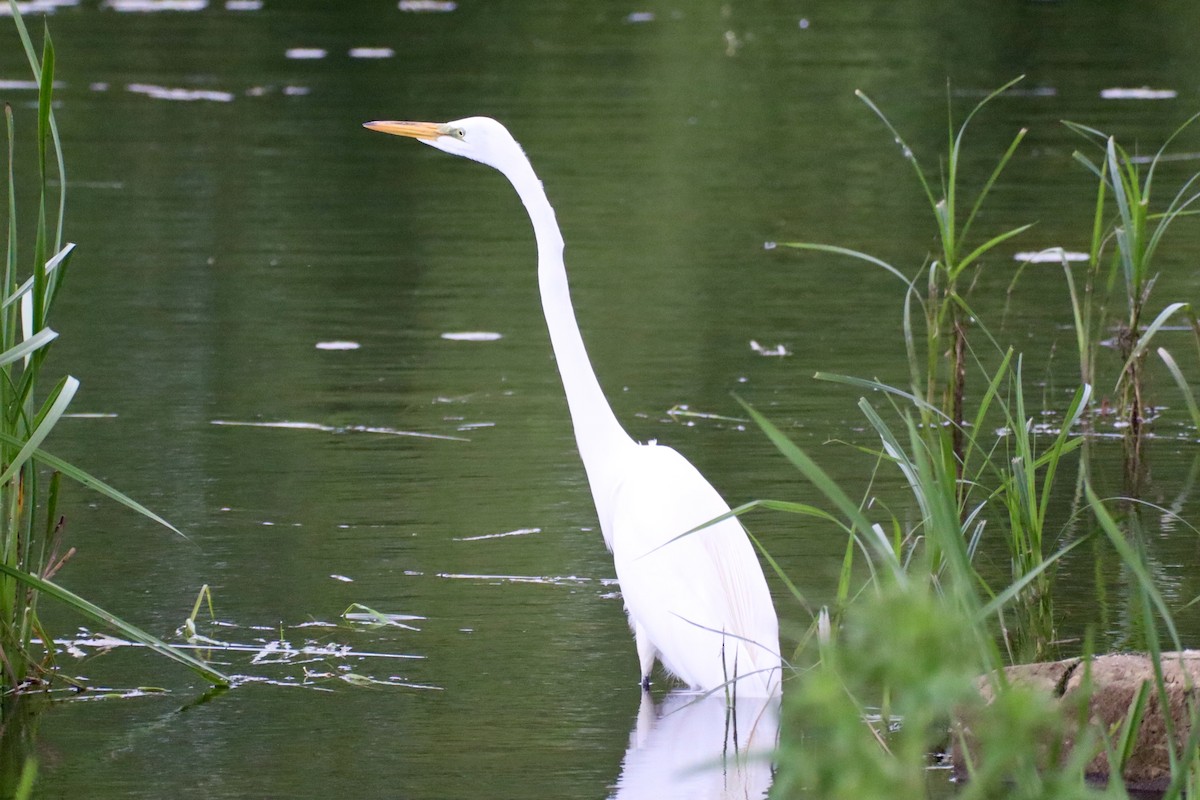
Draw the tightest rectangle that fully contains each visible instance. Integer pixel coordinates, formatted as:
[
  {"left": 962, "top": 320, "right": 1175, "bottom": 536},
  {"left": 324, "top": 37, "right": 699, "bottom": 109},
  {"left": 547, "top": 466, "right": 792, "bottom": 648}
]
[
  {"left": 454, "top": 527, "right": 541, "bottom": 541},
  {"left": 436, "top": 572, "right": 619, "bottom": 586},
  {"left": 211, "top": 419, "right": 470, "bottom": 441},
  {"left": 349, "top": 47, "right": 396, "bottom": 59},
  {"left": 398, "top": 0, "right": 456, "bottom": 11},
  {"left": 224, "top": 0, "right": 260, "bottom": 8},
  {"left": 103, "top": 0, "right": 207, "bottom": 10},
  {"left": 127, "top": 83, "right": 235, "bottom": 102},
  {"left": 315, "top": 340, "right": 361, "bottom": 350},
  {"left": 441, "top": 331, "right": 503, "bottom": 341},
  {"left": 1013, "top": 248, "right": 1089, "bottom": 263},
  {"left": 286, "top": 47, "right": 327, "bottom": 60},
  {"left": 1100, "top": 87, "right": 1177, "bottom": 100},
  {"left": 0, "top": 0, "right": 80, "bottom": 14}
]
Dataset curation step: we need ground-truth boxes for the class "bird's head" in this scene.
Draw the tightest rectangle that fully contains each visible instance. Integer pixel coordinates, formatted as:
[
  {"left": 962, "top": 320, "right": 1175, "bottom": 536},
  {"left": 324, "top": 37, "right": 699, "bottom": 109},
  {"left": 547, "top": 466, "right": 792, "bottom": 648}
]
[{"left": 363, "top": 116, "right": 522, "bottom": 173}]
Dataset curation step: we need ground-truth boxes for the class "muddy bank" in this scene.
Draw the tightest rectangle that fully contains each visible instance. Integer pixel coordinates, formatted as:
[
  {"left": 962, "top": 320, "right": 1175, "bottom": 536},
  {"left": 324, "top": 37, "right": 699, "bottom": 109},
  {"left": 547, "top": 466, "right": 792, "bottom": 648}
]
[{"left": 953, "top": 651, "right": 1200, "bottom": 794}]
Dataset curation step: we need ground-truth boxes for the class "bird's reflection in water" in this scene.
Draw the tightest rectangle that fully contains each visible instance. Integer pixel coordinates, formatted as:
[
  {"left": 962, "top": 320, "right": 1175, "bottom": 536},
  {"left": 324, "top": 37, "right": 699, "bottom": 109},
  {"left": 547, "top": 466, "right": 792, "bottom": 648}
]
[{"left": 610, "top": 689, "right": 779, "bottom": 800}]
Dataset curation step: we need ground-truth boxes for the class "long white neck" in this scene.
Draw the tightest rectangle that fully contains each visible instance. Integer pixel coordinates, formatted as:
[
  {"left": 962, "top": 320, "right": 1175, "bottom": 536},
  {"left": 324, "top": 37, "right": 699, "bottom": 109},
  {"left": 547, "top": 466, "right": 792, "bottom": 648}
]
[{"left": 501, "top": 155, "right": 634, "bottom": 478}]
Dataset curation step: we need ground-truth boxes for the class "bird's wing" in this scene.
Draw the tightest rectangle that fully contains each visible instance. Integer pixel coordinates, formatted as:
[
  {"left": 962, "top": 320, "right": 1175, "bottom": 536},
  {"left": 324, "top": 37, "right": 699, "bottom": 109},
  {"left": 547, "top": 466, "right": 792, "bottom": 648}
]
[{"left": 609, "top": 444, "right": 779, "bottom": 693}]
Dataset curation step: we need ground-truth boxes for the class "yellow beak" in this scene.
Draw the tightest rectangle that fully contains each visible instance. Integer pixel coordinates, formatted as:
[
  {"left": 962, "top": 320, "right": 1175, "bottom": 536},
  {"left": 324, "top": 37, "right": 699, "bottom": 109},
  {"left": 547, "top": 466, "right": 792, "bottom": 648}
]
[{"left": 362, "top": 120, "right": 442, "bottom": 140}]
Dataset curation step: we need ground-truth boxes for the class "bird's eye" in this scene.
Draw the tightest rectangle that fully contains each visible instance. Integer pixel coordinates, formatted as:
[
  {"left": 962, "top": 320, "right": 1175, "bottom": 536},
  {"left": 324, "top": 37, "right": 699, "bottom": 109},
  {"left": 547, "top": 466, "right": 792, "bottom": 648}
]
[{"left": 452, "top": 127, "right": 466, "bottom": 139}]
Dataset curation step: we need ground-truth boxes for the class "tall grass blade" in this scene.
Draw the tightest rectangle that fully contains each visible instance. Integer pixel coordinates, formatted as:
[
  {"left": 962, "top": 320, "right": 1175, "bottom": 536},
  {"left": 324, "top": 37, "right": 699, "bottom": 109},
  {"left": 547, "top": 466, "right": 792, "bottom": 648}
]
[
  {"left": 960, "top": 127, "right": 1028, "bottom": 247},
  {"left": 737, "top": 397, "right": 901, "bottom": 576},
  {"left": 0, "top": 328, "right": 55, "bottom": 367},
  {"left": 1158, "top": 347, "right": 1200, "bottom": 430},
  {"left": 1114, "top": 680, "right": 1151, "bottom": 776},
  {"left": 0, "top": 375, "right": 76, "bottom": 486},
  {"left": 954, "top": 223, "right": 1035, "bottom": 276},
  {"left": 0, "top": 430, "right": 185, "bottom": 538},
  {"left": 778, "top": 241, "right": 911, "bottom": 284},
  {"left": 854, "top": 89, "right": 938, "bottom": 211},
  {"left": 1116, "top": 301, "right": 1191, "bottom": 389},
  {"left": 3, "top": 242, "right": 74, "bottom": 310},
  {"left": 0, "top": 562, "right": 229, "bottom": 684},
  {"left": 1086, "top": 483, "right": 1181, "bottom": 650}
]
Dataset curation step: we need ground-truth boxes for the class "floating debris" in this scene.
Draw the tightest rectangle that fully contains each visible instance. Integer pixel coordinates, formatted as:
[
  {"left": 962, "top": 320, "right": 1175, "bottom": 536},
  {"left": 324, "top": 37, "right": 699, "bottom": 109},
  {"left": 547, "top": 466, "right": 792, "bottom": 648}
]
[
  {"left": 343, "top": 606, "right": 424, "bottom": 631},
  {"left": 285, "top": 47, "right": 327, "bottom": 60},
  {"left": 63, "top": 412, "right": 119, "bottom": 419},
  {"left": 1013, "top": 248, "right": 1089, "bottom": 264},
  {"left": 1100, "top": 87, "right": 1177, "bottom": 100},
  {"left": 349, "top": 47, "right": 395, "bottom": 59},
  {"left": 750, "top": 339, "right": 790, "bottom": 357},
  {"left": 103, "top": 0, "right": 207, "bottom": 10},
  {"left": 329, "top": 574, "right": 354, "bottom": 583},
  {"left": 225, "top": 0, "right": 260, "bottom": 8},
  {"left": 666, "top": 404, "right": 746, "bottom": 423},
  {"left": 436, "top": 572, "right": 618, "bottom": 587},
  {"left": 211, "top": 419, "right": 469, "bottom": 442},
  {"left": 454, "top": 527, "right": 541, "bottom": 542},
  {"left": 127, "top": 83, "right": 234, "bottom": 102},
  {"left": 1129, "top": 151, "right": 1200, "bottom": 164},
  {"left": 315, "top": 340, "right": 361, "bottom": 350},
  {"left": 398, "top": 0, "right": 456, "bottom": 11},
  {"left": 0, "top": 0, "right": 81, "bottom": 15},
  {"left": 441, "top": 331, "right": 503, "bottom": 341}
]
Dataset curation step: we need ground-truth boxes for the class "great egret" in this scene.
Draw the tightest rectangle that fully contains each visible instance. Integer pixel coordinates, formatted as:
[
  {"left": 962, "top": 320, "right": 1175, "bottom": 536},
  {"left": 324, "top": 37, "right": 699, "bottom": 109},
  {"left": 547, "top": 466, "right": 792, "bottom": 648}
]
[{"left": 364, "top": 117, "right": 781, "bottom": 697}]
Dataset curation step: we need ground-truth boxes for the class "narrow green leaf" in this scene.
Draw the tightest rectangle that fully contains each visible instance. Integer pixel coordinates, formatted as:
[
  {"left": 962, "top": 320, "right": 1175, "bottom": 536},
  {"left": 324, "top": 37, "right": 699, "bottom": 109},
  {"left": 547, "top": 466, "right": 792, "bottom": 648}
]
[
  {"left": 815, "top": 371, "right": 953, "bottom": 425},
  {"left": 737, "top": 396, "right": 901, "bottom": 576},
  {"left": 953, "top": 223, "right": 1035, "bottom": 277},
  {"left": 3, "top": 241, "right": 74, "bottom": 310},
  {"left": 0, "top": 374, "right": 76, "bottom": 486},
  {"left": 1158, "top": 347, "right": 1200, "bottom": 430},
  {"left": 0, "top": 561, "right": 229, "bottom": 685},
  {"left": 778, "top": 241, "right": 911, "bottom": 284},
  {"left": 0, "top": 327, "right": 54, "bottom": 367},
  {"left": 961, "top": 126, "right": 1028, "bottom": 246},
  {"left": 746, "top": 528, "right": 810, "bottom": 611},
  {"left": 1114, "top": 680, "right": 1151, "bottom": 774},
  {"left": 0, "top": 429, "right": 185, "bottom": 538},
  {"left": 1086, "top": 484, "right": 1181, "bottom": 651},
  {"left": 1116, "top": 302, "right": 1190, "bottom": 390},
  {"left": 977, "top": 528, "right": 1089, "bottom": 621},
  {"left": 854, "top": 88, "right": 939, "bottom": 212}
]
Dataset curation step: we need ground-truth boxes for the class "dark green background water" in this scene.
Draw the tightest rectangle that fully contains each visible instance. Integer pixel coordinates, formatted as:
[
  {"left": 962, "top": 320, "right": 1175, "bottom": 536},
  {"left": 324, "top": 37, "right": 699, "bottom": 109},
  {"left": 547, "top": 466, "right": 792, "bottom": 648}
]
[{"left": 1, "top": 1, "right": 1198, "bottom": 797}]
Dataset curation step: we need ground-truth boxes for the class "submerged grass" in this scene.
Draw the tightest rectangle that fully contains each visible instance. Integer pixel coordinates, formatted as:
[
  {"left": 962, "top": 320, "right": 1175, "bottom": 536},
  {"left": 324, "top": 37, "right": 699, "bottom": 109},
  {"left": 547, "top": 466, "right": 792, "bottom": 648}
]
[
  {"left": 762, "top": 80, "right": 1200, "bottom": 796},
  {"left": 0, "top": 1, "right": 228, "bottom": 692}
]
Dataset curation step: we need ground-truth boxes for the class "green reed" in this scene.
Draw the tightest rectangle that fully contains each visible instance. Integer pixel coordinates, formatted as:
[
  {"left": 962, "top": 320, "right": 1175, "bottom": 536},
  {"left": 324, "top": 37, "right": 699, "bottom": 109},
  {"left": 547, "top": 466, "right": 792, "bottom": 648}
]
[
  {"left": 755, "top": 81, "right": 1200, "bottom": 796},
  {"left": 1060, "top": 119, "right": 1200, "bottom": 473},
  {"left": 784, "top": 77, "right": 1031, "bottom": 479},
  {"left": 1, "top": 2, "right": 227, "bottom": 691}
]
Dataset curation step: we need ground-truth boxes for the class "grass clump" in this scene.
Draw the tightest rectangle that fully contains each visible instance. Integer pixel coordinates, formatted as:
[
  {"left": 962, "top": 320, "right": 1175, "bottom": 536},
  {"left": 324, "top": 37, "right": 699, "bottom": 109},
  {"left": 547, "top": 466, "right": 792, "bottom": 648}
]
[
  {"left": 0, "top": 1, "right": 228, "bottom": 693},
  {"left": 756, "top": 79, "right": 1200, "bottom": 797}
]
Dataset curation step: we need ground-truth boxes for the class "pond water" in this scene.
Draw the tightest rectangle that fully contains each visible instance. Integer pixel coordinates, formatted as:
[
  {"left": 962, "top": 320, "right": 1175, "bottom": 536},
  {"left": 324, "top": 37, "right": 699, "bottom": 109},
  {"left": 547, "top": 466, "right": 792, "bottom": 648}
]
[{"left": 1, "top": 0, "right": 1199, "bottom": 797}]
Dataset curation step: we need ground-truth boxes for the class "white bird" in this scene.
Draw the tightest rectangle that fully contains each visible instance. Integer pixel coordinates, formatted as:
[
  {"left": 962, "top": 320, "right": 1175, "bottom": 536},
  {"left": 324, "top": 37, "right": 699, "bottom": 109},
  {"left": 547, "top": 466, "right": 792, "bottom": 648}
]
[{"left": 364, "top": 117, "right": 781, "bottom": 697}]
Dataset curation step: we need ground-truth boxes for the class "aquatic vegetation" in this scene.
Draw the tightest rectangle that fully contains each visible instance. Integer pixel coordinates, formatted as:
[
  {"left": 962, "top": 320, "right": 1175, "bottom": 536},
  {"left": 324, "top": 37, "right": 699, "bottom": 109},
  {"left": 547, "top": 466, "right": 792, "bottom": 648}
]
[
  {"left": 785, "top": 77, "right": 1032, "bottom": 478},
  {"left": 761, "top": 80, "right": 1200, "bottom": 796},
  {"left": 1060, "top": 118, "right": 1200, "bottom": 476},
  {"left": 0, "top": 1, "right": 227, "bottom": 693}
]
